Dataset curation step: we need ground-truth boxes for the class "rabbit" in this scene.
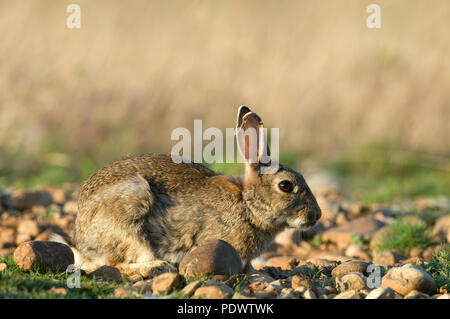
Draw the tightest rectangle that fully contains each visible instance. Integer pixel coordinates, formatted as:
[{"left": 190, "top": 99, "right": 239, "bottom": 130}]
[{"left": 67, "top": 106, "right": 321, "bottom": 278}]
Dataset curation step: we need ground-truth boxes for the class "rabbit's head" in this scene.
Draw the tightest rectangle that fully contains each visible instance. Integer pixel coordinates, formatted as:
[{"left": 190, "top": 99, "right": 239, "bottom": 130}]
[{"left": 236, "top": 106, "right": 321, "bottom": 232}]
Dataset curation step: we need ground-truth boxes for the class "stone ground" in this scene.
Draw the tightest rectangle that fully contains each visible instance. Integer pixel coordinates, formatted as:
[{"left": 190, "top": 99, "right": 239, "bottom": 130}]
[{"left": 0, "top": 186, "right": 449, "bottom": 299}]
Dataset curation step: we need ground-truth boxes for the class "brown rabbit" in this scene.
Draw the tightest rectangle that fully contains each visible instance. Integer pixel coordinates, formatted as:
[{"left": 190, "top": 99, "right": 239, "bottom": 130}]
[{"left": 66, "top": 106, "right": 321, "bottom": 278}]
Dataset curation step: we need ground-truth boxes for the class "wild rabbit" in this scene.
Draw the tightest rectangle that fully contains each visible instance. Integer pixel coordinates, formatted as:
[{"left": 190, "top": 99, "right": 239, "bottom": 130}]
[{"left": 67, "top": 106, "right": 321, "bottom": 278}]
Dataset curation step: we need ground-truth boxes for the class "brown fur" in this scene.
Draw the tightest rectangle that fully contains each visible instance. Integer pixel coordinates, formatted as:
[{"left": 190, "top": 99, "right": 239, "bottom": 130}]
[{"left": 72, "top": 106, "right": 321, "bottom": 277}]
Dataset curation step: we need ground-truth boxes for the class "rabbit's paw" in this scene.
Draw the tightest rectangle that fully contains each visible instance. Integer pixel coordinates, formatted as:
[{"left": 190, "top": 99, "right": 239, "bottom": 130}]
[
  {"left": 144, "top": 260, "right": 177, "bottom": 278},
  {"left": 118, "top": 261, "right": 177, "bottom": 279}
]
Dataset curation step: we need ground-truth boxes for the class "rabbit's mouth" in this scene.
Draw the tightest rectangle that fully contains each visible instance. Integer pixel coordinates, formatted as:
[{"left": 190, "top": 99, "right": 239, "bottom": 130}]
[
  {"left": 286, "top": 217, "right": 317, "bottom": 230},
  {"left": 299, "top": 220, "right": 317, "bottom": 229}
]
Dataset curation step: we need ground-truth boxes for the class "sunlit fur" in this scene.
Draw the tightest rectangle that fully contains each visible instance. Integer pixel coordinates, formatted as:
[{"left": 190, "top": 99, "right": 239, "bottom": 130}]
[{"left": 72, "top": 154, "right": 321, "bottom": 277}]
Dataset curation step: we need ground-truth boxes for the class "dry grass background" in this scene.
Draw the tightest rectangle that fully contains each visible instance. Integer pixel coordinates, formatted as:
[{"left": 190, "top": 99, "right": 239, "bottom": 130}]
[{"left": 0, "top": 0, "right": 449, "bottom": 186}]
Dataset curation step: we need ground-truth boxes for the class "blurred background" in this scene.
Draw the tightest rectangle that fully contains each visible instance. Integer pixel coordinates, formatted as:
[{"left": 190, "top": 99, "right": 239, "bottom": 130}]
[{"left": 0, "top": 0, "right": 449, "bottom": 204}]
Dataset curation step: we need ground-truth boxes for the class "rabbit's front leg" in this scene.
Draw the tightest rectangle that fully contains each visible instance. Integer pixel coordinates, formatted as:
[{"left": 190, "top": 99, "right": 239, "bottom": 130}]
[{"left": 117, "top": 260, "right": 177, "bottom": 279}]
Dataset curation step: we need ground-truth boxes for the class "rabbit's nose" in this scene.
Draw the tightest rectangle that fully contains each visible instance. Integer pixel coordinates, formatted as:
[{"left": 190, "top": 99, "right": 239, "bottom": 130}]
[
  {"left": 308, "top": 204, "right": 321, "bottom": 222},
  {"left": 315, "top": 205, "right": 322, "bottom": 221}
]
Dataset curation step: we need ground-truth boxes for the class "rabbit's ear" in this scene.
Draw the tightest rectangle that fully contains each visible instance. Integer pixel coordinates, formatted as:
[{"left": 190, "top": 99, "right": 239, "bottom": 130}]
[
  {"left": 236, "top": 105, "right": 252, "bottom": 129},
  {"left": 236, "top": 106, "right": 271, "bottom": 182}
]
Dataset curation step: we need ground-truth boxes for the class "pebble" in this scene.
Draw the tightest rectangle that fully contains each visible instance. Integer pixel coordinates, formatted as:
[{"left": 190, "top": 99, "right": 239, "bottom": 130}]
[
  {"left": 151, "top": 273, "right": 185, "bottom": 294},
  {"left": 277, "top": 288, "right": 296, "bottom": 299},
  {"left": 114, "top": 287, "right": 136, "bottom": 298},
  {"left": 63, "top": 201, "right": 78, "bottom": 215},
  {"left": 131, "top": 281, "right": 152, "bottom": 294},
  {"left": 6, "top": 190, "right": 53, "bottom": 211},
  {"left": 49, "top": 287, "right": 69, "bottom": 296},
  {"left": 13, "top": 240, "right": 74, "bottom": 272},
  {"left": 291, "top": 275, "right": 317, "bottom": 293},
  {"left": 90, "top": 265, "right": 123, "bottom": 283},
  {"left": 0, "top": 227, "right": 15, "bottom": 248},
  {"left": 232, "top": 292, "right": 256, "bottom": 299},
  {"left": 303, "top": 289, "right": 317, "bottom": 299},
  {"left": 404, "top": 289, "right": 430, "bottom": 299},
  {"left": 335, "top": 272, "right": 368, "bottom": 292},
  {"left": 345, "top": 245, "right": 371, "bottom": 261},
  {"left": 381, "top": 263, "right": 437, "bottom": 296},
  {"left": 322, "top": 216, "right": 385, "bottom": 249},
  {"left": 273, "top": 228, "right": 302, "bottom": 246},
  {"left": 179, "top": 240, "right": 242, "bottom": 277},
  {"left": 333, "top": 290, "right": 364, "bottom": 299},
  {"left": 247, "top": 272, "right": 275, "bottom": 284},
  {"left": 265, "top": 256, "right": 298, "bottom": 271},
  {"left": 373, "top": 250, "right": 406, "bottom": 266},
  {"left": 432, "top": 215, "right": 450, "bottom": 243},
  {"left": 15, "top": 232, "right": 32, "bottom": 245},
  {"left": 17, "top": 220, "right": 40, "bottom": 237},
  {"left": 181, "top": 280, "right": 202, "bottom": 297},
  {"left": 193, "top": 285, "right": 233, "bottom": 299},
  {"left": 365, "top": 287, "right": 401, "bottom": 299},
  {"left": 331, "top": 261, "right": 369, "bottom": 277}
]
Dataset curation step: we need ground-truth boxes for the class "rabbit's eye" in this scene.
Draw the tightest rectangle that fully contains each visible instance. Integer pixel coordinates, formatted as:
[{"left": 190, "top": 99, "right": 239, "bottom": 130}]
[{"left": 278, "top": 180, "right": 294, "bottom": 193}]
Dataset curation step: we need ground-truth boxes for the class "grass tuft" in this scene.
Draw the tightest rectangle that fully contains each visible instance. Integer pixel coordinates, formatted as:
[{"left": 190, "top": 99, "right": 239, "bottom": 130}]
[
  {"left": 374, "top": 217, "right": 434, "bottom": 255},
  {"left": 423, "top": 245, "right": 450, "bottom": 292},
  {"left": 350, "top": 233, "right": 370, "bottom": 247},
  {"left": 310, "top": 234, "right": 323, "bottom": 249}
]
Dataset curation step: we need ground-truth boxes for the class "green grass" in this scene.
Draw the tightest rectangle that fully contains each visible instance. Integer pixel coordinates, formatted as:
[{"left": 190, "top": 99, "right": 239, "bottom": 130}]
[
  {"left": 310, "top": 261, "right": 340, "bottom": 287},
  {"left": 0, "top": 255, "right": 128, "bottom": 299},
  {"left": 325, "top": 144, "right": 450, "bottom": 204},
  {"left": 0, "top": 150, "right": 101, "bottom": 189},
  {"left": 36, "top": 205, "right": 61, "bottom": 218},
  {"left": 183, "top": 273, "right": 215, "bottom": 284},
  {"left": 350, "top": 233, "right": 371, "bottom": 247},
  {"left": 309, "top": 234, "right": 323, "bottom": 249},
  {"left": 228, "top": 273, "right": 249, "bottom": 294},
  {"left": 423, "top": 245, "right": 450, "bottom": 291},
  {"left": 374, "top": 217, "right": 435, "bottom": 255}
]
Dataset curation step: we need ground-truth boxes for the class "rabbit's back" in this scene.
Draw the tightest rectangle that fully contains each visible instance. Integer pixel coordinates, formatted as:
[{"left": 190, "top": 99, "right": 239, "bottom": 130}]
[{"left": 78, "top": 154, "right": 218, "bottom": 205}]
